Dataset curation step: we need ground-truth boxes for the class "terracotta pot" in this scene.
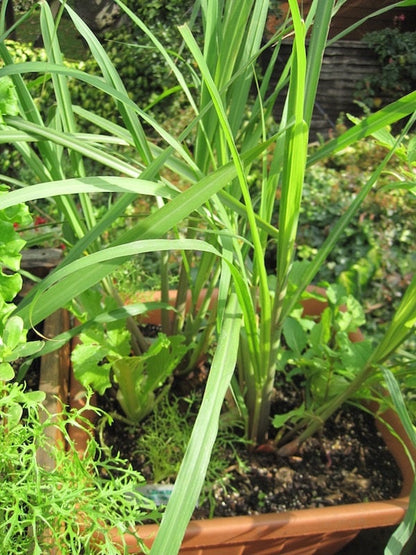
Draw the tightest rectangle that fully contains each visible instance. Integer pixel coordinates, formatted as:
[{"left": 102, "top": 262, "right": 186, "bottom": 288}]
[
  {"left": 125, "top": 288, "right": 218, "bottom": 327},
  {"left": 40, "top": 307, "right": 415, "bottom": 555}
]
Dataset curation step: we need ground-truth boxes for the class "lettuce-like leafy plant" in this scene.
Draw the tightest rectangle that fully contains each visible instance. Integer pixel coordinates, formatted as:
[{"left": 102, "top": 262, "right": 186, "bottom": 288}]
[{"left": 72, "top": 321, "right": 190, "bottom": 423}]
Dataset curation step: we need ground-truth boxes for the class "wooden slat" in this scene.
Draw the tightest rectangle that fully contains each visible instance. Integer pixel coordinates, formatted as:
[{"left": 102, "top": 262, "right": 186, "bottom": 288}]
[
  {"left": 37, "top": 310, "right": 70, "bottom": 470},
  {"left": 262, "top": 39, "right": 379, "bottom": 138}
]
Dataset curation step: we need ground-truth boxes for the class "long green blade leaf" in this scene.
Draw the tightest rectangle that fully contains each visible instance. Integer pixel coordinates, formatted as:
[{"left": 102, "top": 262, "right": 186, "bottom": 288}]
[
  {"left": 0, "top": 177, "right": 174, "bottom": 208},
  {"left": 150, "top": 294, "right": 241, "bottom": 554},
  {"left": 16, "top": 239, "right": 220, "bottom": 326},
  {"left": 309, "top": 92, "right": 416, "bottom": 166},
  {"left": 383, "top": 369, "right": 416, "bottom": 554}
]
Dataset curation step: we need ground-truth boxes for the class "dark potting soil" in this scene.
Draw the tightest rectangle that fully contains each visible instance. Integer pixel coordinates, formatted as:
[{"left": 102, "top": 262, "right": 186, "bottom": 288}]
[
  {"left": 96, "top": 378, "right": 403, "bottom": 521},
  {"left": 13, "top": 325, "right": 43, "bottom": 391}
]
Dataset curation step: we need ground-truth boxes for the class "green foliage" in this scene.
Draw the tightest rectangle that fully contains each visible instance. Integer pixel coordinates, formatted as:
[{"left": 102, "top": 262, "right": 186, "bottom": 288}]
[
  {"left": 68, "top": 0, "right": 199, "bottom": 131},
  {"left": 113, "top": 252, "right": 174, "bottom": 295},
  {"left": 71, "top": 291, "right": 190, "bottom": 422},
  {"left": 0, "top": 340, "right": 45, "bottom": 426},
  {"left": 356, "top": 27, "right": 416, "bottom": 109},
  {"left": 0, "top": 40, "right": 67, "bottom": 181},
  {"left": 276, "top": 285, "right": 372, "bottom": 416},
  {"left": 1, "top": 1, "right": 416, "bottom": 550},
  {"left": 11, "top": 0, "right": 36, "bottom": 12},
  {"left": 113, "top": 334, "right": 190, "bottom": 423},
  {"left": 0, "top": 381, "right": 161, "bottom": 553},
  {"left": 70, "top": 290, "right": 131, "bottom": 394},
  {"left": 0, "top": 315, "right": 43, "bottom": 381},
  {"left": 0, "top": 184, "right": 45, "bottom": 383},
  {"left": 0, "top": 186, "right": 31, "bottom": 328},
  {"left": 0, "top": 76, "right": 18, "bottom": 122},
  {"left": 294, "top": 135, "right": 416, "bottom": 332},
  {"left": 71, "top": 322, "right": 130, "bottom": 394},
  {"left": 134, "top": 394, "right": 247, "bottom": 512}
]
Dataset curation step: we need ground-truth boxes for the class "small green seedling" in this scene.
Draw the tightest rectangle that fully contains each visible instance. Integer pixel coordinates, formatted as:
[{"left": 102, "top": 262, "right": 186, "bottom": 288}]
[{"left": 273, "top": 284, "right": 373, "bottom": 434}]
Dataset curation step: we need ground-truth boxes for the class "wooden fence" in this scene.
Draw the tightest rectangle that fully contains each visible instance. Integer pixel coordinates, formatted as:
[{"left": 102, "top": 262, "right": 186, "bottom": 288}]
[
  {"left": 262, "top": 39, "right": 379, "bottom": 139},
  {"left": 273, "top": 1, "right": 416, "bottom": 39}
]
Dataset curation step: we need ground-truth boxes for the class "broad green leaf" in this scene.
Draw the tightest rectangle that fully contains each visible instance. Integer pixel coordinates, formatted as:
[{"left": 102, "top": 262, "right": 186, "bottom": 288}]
[
  {"left": 23, "top": 390, "right": 46, "bottom": 404},
  {"left": 10, "top": 340, "right": 44, "bottom": 360},
  {"left": 3, "top": 315, "right": 24, "bottom": 351},
  {"left": 282, "top": 316, "right": 307, "bottom": 356},
  {"left": 0, "top": 77, "right": 18, "bottom": 122},
  {"left": 339, "top": 340, "right": 373, "bottom": 374},
  {"left": 337, "top": 296, "right": 366, "bottom": 333},
  {"left": 114, "top": 334, "right": 189, "bottom": 423},
  {"left": 0, "top": 273, "right": 22, "bottom": 304},
  {"left": 72, "top": 322, "right": 131, "bottom": 395},
  {"left": 0, "top": 362, "right": 14, "bottom": 381},
  {"left": 71, "top": 343, "right": 113, "bottom": 395}
]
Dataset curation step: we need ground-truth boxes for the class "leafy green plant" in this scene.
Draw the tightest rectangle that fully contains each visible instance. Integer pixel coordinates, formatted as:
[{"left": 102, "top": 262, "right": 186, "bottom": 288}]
[
  {"left": 72, "top": 316, "right": 190, "bottom": 423},
  {"left": 0, "top": 314, "right": 43, "bottom": 383},
  {"left": 0, "top": 75, "right": 17, "bottom": 121},
  {"left": 355, "top": 27, "right": 416, "bottom": 109},
  {"left": 280, "top": 286, "right": 367, "bottom": 403},
  {"left": 0, "top": 1, "right": 416, "bottom": 552},
  {"left": 99, "top": 0, "right": 198, "bottom": 121},
  {"left": 292, "top": 134, "right": 416, "bottom": 319},
  {"left": 0, "top": 185, "right": 30, "bottom": 322},
  {"left": 272, "top": 284, "right": 372, "bottom": 444},
  {"left": 112, "top": 334, "right": 190, "bottom": 423},
  {"left": 0, "top": 375, "right": 161, "bottom": 554},
  {"left": 0, "top": 185, "right": 44, "bottom": 379},
  {"left": 0, "top": 185, "right": 160, "bottom": 553}
]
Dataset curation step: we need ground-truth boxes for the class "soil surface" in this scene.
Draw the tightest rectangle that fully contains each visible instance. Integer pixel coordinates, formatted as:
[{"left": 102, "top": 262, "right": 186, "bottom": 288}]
[{"left": 96, "top": 379, "right": 403, "bottom": 521}]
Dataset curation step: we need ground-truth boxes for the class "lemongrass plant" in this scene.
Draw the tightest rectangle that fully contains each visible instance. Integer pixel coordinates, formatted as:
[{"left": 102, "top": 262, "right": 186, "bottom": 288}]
[{"left": 1, "top": 0, "right": 416, "bottom": 552}]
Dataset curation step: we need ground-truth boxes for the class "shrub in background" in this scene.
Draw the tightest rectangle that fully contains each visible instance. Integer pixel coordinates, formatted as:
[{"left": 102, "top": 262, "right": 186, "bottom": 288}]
[
  {"left": 355, "top": 27, "right": 416, "bottom": 110},
  {"left": 298, "top": 137, "right": 416, "bottom": 304},
  {"left": 71, "top": 0, "right": 199, "bottom": 130}
]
